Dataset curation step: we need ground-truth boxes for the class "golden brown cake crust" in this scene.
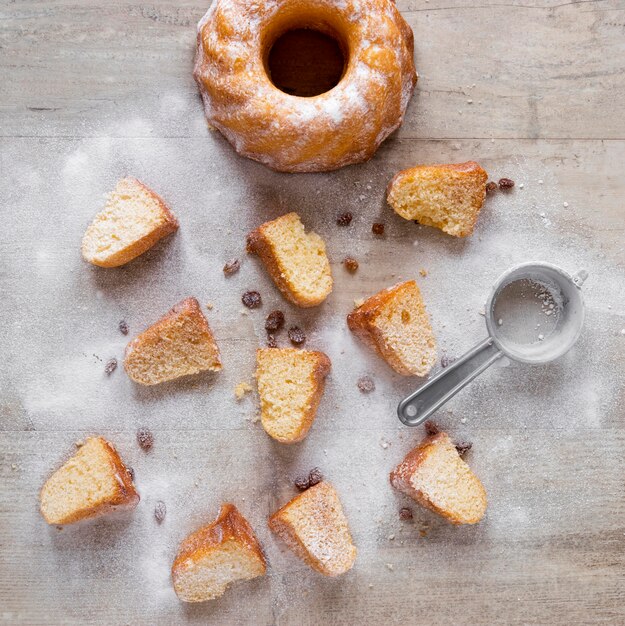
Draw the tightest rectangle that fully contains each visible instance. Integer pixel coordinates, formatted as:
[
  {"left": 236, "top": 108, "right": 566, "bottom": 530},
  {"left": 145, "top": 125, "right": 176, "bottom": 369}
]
[
  {"left": 39, "top": 437, "right": 139, "bottom": 525},
  {"left": 124, "top": 297, "right": 222, "bottom": 385},
  {"left": 193, "top": 0, "right": 417, "bottom": 172},
  {"left": 390, "top": 432, "right": 487, "bottom": 525},
  {"left": 83, "top": 177, "right": 179, "bottom": 268},
  {"left": 172, "top": 504, "right": 267, "bottom": 575},
  {"left": 347, "top": 280, "right": 436, "bottom": 376},
  {"left": 387, "top": 162, "right": 488, "bottom": 238}
]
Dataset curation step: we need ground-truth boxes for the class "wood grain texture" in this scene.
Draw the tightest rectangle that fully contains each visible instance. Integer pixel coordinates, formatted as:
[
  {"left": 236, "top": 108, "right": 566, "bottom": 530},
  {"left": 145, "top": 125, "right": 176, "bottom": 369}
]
[{"left": 1, "top": 0, "right": 625, "bottom": 624}]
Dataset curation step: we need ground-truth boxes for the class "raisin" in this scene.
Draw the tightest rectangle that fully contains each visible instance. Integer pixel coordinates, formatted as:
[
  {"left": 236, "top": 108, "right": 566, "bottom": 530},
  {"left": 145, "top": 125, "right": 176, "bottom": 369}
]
[
  {"left": 242, "top": 291, "right": 262, "bottom": 308},
  {"left": 357, "top": 376, "right": 375, "bottom": 393},
  {"left": 118, "top": 320, "right": 129, "bottom": 335},
  {"left": 485, "top": 181, "right": 498, "bottom": 193},
  {"left": 424, "top": 420, "right": 440, "bottom": 437},
  {"left": 266, "top": 333, "right": 278, "bottom": 348},
  {"left": 223, "top": 259, "right": 240, "bottom": 276},
  {"left": 154, "top": 501, "right": 166, "bottom": 523},
  {"left": 288, "top": 326, "right": 306, "bottom": 346},
  {"left": 337, "top": 212, "right": 353, "bottom": 226},
  {"left": 498, "top": 178, "right": 515, "bottom": 190},
  {"left": 343, "top": 257, "right": 359, "bottom": 273},
  {"left": 441, "top": 354, "right": 456, "bottom": 368},
  {"left": 265, "top": 310, "right": 285, "bottom": 332},
  {"left": 294, "top": 475, "right": 310, "bottom": 490},
  {"left": 455, "top": 441, "right": 473, "bottom": 456},
  {"left": 136, "top": 428, "right": 154, "bottom": 451},
  {"left": 372, "top": 223, "right": 385, "bottom": 235},
  {"left": 308, "top": 467, "right": 323, "bottom": 486},
  {"left": 104, "top": 358, "right": 117, "bottom": 375},
  {"left": 399, "top": 507, "right": 413, "bottom": 521}
]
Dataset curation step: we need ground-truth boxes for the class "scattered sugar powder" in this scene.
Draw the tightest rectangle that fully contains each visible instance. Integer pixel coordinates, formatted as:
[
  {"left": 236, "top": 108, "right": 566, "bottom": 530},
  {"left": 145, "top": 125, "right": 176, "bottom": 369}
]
[{"left": 4, "top": 112, "right": 623, "bottom": 622}]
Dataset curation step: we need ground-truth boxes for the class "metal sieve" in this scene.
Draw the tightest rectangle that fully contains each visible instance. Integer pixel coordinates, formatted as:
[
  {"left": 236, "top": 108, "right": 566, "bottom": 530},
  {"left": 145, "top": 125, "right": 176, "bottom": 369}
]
[{"left": 398, "top": 262, "right": 588, "bottom": 427}]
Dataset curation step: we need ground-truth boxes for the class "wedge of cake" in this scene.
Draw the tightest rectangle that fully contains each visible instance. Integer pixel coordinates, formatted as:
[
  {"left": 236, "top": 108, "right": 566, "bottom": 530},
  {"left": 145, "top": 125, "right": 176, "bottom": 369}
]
[
  {"left": 124, "top": 297, "right": 221, "bottom": 385},
  {"left": 256, "top": 348, "right": 331, "bottom": 443},
  {"left": 390, "top": 432, "right": 487, "bottom": 525},
  {"left": 347, "top": 280, "right": 436, "bottom": 376},
  {"left": 172, "top": 504, "right": 266, "bottom": 602},
  {"left": 40, "top": 437, "right": 139, "bottom": 525},
  {"left": 81, "top": 177, "right": 179, "bottom": 267},
  {"left": 387, "top": 161, "right": 488, "bottom": 237},
  {"left": 269, "top": 482, "right": 356, "bottom": 576},
  {"left": 246, "top": 212, "right": 332, "bottom": 307}
]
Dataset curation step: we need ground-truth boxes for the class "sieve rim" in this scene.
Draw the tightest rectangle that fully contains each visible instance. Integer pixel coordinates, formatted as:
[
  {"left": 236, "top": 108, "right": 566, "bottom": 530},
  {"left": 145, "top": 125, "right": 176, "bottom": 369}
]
[{"left": 484, "top": 261, "right": 585, "bottom": 364}]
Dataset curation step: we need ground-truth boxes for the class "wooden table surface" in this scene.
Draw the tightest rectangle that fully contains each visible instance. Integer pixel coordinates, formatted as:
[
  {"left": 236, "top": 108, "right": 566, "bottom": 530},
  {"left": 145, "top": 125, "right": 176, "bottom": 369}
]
[{"left": 1, "top": 1, "right": 624, "bottom": 624}]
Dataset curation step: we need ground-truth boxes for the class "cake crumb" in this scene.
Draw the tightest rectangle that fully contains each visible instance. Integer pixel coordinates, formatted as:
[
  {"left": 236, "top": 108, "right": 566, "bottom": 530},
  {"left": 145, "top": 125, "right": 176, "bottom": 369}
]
[
  {"left": 386, "top": 563, "right": 394, "bottom": 571},
  {"left": 234, "top": 382, "right": 253, "bottom": 401},
  {"left": 205, "top": 302, "right": 214, "bottom": 310},
  {"left": 419, "top": 268, "right": 428, "bottom": 277}
]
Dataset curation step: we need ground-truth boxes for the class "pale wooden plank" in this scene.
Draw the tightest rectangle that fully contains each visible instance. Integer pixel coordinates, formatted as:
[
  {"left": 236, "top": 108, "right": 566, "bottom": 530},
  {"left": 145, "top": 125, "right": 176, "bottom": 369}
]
[{"left": 1, "top": 1, "right": 624, "bottom": 139}]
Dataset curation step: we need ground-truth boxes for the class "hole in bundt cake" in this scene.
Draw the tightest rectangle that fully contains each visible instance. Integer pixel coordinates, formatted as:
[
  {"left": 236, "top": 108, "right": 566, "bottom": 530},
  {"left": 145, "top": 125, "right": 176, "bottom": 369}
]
[{"left": 267, "top": 28, "right": 347, "bottom": 97}]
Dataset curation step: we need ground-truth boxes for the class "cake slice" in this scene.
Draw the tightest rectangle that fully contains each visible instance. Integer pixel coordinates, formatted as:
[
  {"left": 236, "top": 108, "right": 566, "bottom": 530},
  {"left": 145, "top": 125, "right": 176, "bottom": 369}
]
[
  {"left": 387, "top": 161, "right": 488, "bottom": 237},
  {"left": 246, "top": 212, "right": 332, "bottom": 307},
  {"left": 39, "top": 437, "right": 139, "bottom": 525},
  {"left": 268, "top": 482, "right": 356, "bottom": 576},
  {"left": 124, "top": 297, "right": 221, "bottom": 385},
  {"left": 390, "top": 432, "right": 487, "bottom": 525},
  {"left": 256, "top": 348, "right": 331, "bottom": 443},
  {"left": 347, "top": 280, "right": 436, "bottom": 376},
  {"left": 172, "top": 504, "right": 266, "bottom": 602},
  {"left": 81, "top": 177, "right": 179, "bottom": 267}
]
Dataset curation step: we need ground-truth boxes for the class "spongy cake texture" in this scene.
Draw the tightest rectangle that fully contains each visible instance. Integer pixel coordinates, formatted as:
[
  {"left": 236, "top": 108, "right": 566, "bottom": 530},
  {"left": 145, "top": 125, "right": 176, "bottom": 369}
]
[
  {"left": 387, "top": 162, "right": 488, "bottom": 237},
  {"left": 390, "top": 432, "right": 487, "bottom": 525},
  {"left": 81, "top": 177, "right": 178, "bottom": 267},
  {"left": 256, "top": 348, "right": 331, "bottom": 443},
  {"left": 39, "top": 436, "right": 139, "bottom": 525},
  {"left": 347, "top": 280, "right": 437, "bottom": 376},
  {"left": 172, "top": 503, "right": 266, "bottom": 602},
  {"left": 269, "top": 481, "right": 357, "bottom": 576},
  {"left": 124, "top": 297, "right": 222, "bottom": 385},
  {"left": 247, "top": 212, "right": 333, "bottom": 307}
]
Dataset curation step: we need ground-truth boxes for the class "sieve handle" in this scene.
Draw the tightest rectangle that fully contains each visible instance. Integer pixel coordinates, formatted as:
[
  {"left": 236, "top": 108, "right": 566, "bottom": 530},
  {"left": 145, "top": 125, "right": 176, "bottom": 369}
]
[{"left": 397, "top": 337, "right": 504, "bottom": 426}]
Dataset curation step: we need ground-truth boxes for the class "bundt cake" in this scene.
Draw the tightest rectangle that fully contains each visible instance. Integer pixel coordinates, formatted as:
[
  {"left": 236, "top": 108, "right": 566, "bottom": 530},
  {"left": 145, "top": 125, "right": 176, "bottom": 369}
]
[
  {"left": 390, "top": 432, "right": 487, "bottom": 525},
  {"left": 124, "top": 297, "right": 222, "bottom": 385},
  {"left": 255, "top": 347, "right": 331, "bottom": 443},
  {"left": 347, "top": 280, "right": 437, "bottom": 376},
  {"left": 40, "top": 437, "right": 139, "bottom": 525},
  {"left": 81, "top": 177, "right": 178, "bottom": 268},
  {"left": 193, "top": 0, "right": 417, "bottom": 172},
  {"left": 269, "top": 482, "right": 357, "bottom": 576},
  {"left": 247, "top": 212, "right": 333, "bottom": 307},
  {"left": 172, "top": 504, "right": 267, "bottom": 602},
  {"left": 387, "top": 161, "right": 488, "bottom": 237}
]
